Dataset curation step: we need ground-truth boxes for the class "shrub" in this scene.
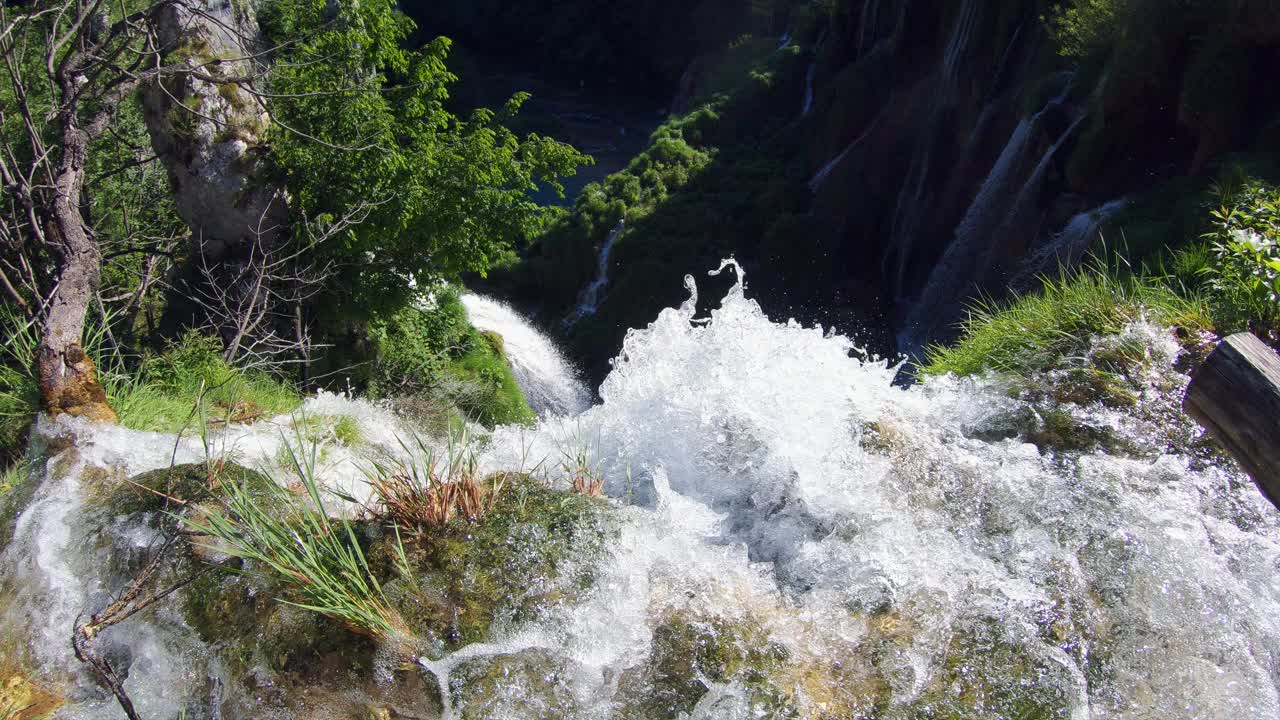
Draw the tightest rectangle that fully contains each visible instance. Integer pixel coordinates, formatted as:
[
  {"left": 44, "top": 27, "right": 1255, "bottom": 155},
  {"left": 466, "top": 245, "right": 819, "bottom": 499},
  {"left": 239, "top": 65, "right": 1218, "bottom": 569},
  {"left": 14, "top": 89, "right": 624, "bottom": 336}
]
[
  {"left": 1045, "top": 0, "right": 1129, "bottom": 59},
  {"left": 367, "top": 286, "right": 471, "bottom": 396},
  {"left": 1200, "top": 178, "right": 1280, "bottom": 342}
]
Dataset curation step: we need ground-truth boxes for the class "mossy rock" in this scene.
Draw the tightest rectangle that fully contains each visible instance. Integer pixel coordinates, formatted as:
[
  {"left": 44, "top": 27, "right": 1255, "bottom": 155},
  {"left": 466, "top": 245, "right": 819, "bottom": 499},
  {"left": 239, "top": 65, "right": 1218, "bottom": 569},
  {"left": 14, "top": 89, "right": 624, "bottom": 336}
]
[
  {"left": 373, "top": 475, "right": 614, "bottom": 651},
  {"left": 614, "top": 610, "right": 794, "bottom": 720},
  {"left": 178, "top": 563, "right": 378, "bottom": 681},
  {"left": 900, "top": 619, "right": 1075, "bottom": 720},
  {"left": 451, "top": 649, "right": 579, "bottom": 719},
  {"left": 109, "top": 461, "right": 273, "bottom": 516}
]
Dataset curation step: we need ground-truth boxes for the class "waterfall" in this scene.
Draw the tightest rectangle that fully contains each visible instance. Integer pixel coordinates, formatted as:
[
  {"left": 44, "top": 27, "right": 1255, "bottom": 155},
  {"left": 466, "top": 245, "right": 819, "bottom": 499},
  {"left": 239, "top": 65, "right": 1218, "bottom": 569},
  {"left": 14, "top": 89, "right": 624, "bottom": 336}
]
[
  {"left": 809, "top": 108, "right": 886, "bottom": 192},
  {"left": 776, "top": 32, "right": 791, "bottom": 51},
  {"left": 461, "top": 294, "right": 593, "bottom": 417},
  {"left": 566, "top": 219, "right": 624, "bottom": 325},
  {"left": 885, "top": 0, "right": 982, "bottom": 298},
  {"left": 5, "top": 264, "right": 1280, "bottom": 718},
  {"left": 857, "top": 0, "right": 881, "bottom": 56},
  {"left": 801, "top": 60, "right": 816, "bottom": 116},
  {"left": 1014, "top": 197, "right": 1130, "bottom": 285},
  {"left": 897, "top": 72, "right": 1080, "bottom": 354},
  {"left": 941, "top": 0, "right": 979, "bottom": 80}
]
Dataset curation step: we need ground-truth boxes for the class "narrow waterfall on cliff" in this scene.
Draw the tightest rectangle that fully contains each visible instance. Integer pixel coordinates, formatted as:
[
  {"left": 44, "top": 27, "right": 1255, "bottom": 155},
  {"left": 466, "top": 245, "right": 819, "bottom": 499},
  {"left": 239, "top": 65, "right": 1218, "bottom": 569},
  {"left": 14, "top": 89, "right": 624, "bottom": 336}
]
[
  {"left": 898, "top": 73, "right": 1082, "bottom": 356},
  {"left": 1013, "top": 198, "right": 1131, "bottom": 288},
  {"left": 462, "top": 293, "right": 593, "bottom": 417},
  {"left": 4, "top": 262, "right": 1278, "bottom": 719},
  {"left": 566, "top": 220, "right": 625, "bottom": 325},
  {"left": 885, "top": 0, "right": 980, "bottom": 299}
]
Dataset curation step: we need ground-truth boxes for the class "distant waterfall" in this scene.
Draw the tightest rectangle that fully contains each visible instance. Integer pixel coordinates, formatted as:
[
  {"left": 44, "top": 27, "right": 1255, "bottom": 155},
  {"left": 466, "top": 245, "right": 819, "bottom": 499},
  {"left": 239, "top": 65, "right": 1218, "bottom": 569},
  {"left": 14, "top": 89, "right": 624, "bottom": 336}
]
[
  {"left": 566, "top": 219, "right": 625, "bottom": 324},
  {"left": 858, "top": 0, "right": 882, "bottom": 56},
  {"left": 462, "top": 294, "right": 593, "bottom": 417},
  {"left": 885, "top": 0, "right": 981, "bottom": 299},
  {"left": 801, "top": 61, "right": 816, "bottom": 116},
  {"left": 1014, "top": 198, "right": 1130, "bottom": 286},
  {"left": 809, "top": 108, "right": 886, "bottom": 192},
  {"left": 898, "top": 76, "right": 1083, "bottom": 356}
]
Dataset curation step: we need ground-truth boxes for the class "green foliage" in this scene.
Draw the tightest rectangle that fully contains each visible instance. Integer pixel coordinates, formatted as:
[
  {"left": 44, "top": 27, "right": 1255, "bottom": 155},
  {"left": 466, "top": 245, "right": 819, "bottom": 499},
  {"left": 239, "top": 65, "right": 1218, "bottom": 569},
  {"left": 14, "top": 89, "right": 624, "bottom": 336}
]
[
  {"left": 115, "top": 332, "right": 302, "bottom": 433},
  {"left": 442, "top": 329, "right": 537, "bottom": 427},
  {"left": 366, "top": 288, "right": 472, "bottom": 396},
  {"left": 0, "top": 309, "right": 40, "bottom": 465},
  {"left": 921, "top": 264, "right": 1212, "bottom": 378},
  {"left": 0, "top": 462, "right": 26, "bottom": 504},
  {"left": 1200, "top": 177, "right": 1280, "bottom": 340},
  {"left": 367, "top": 288, "right": 533, "bottom": 427},
  {"left": 1045, "top": 0, "right": 1128, "bottom": 59},
  {"left": 258, "top": 0, "right": 588, "bottom": 318}
]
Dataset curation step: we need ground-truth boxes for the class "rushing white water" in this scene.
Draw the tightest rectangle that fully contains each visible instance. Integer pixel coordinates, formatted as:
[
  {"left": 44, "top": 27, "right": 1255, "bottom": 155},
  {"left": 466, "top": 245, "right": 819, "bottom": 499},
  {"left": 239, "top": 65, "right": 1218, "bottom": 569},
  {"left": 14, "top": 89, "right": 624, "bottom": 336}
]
[
  {"left": 4, "top": 263, "right": 1280, "bottom": 719},
  {"left": 566, "top": 219, "right": 625, "bottom": 325},
  {"left": 461, "top": 293, "right": 593, "bottom": 417}
]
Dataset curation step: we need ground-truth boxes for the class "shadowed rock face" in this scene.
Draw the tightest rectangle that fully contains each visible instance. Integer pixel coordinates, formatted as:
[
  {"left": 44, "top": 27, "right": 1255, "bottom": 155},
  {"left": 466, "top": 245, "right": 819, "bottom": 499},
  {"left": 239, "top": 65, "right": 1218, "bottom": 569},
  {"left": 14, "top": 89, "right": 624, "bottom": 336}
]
[{"left": 142, "top": 0, "right": 288, "bottom": 258}]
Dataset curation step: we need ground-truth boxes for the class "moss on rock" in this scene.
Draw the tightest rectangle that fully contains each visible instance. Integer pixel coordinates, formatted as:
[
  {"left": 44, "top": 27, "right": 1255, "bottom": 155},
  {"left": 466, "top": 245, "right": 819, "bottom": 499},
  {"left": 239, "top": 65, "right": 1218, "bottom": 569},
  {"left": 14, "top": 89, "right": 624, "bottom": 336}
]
[
  {"left": 374, "top": 474, "right": 614, "bottom": 650},
  {"left": 452, "top": 649, "right": 580, "bottom": 720},
  {"left": 901, "top": 619, "right": 1074, "bottom": 720},
  {"left": 614, "top": 609, "right": 794, "bottom": 720}
]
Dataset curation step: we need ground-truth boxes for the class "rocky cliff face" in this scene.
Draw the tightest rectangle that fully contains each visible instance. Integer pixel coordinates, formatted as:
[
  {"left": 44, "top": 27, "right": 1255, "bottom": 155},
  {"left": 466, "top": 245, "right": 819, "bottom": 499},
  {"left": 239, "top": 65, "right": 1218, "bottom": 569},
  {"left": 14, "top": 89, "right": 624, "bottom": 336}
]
[
  {"left": 785, "top": 0, "right": 1279, "bottom": 354},
  {"left": 142, "top": 0, "right": 287, "bottom": 257}
]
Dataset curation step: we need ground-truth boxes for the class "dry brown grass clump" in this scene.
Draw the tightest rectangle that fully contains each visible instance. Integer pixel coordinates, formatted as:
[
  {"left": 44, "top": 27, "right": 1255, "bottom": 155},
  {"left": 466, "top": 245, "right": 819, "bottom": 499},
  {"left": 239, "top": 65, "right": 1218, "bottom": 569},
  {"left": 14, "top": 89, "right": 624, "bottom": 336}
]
[{"left": 366, "top": 432, "right": 509, "bottom": 531}]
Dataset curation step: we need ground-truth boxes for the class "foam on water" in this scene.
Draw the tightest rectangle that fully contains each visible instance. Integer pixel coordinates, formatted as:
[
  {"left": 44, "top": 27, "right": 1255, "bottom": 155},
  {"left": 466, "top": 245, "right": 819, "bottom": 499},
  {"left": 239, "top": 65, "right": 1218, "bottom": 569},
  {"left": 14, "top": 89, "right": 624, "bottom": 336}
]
[
  {"left": 462, "top": 293, "right": 593, "bottom": 417},
  {"left": 4, "top": 263, "right": 1280, "bottom": 719}
]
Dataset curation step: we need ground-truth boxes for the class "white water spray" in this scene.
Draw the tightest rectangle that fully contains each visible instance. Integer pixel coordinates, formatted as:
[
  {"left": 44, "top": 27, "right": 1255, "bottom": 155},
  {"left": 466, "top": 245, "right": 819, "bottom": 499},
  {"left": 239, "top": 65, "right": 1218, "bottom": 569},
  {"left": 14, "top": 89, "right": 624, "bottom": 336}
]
[
  {"left": 5, "top": 263, "right": 1280, "bottom": 719},
  {"left": 462, "top": 293, "right": 593, "bottom": 417}
]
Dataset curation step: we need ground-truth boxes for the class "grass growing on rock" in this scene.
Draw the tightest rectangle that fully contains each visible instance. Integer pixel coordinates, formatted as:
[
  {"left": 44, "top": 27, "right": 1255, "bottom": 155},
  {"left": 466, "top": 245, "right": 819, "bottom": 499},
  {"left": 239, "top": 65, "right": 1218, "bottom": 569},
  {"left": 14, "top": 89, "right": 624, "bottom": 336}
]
[
  {"left": 117, "top": 332, "right": 301, "bottom": 432},
  {"left": 182, "top": 438, "right": 413, "bottom": 647},
  {"left": 921, "top": 266, "right": 1212, "bottom": 378},
  {"left": 375, "top": 469, "right": 613, "bottom": 650}
]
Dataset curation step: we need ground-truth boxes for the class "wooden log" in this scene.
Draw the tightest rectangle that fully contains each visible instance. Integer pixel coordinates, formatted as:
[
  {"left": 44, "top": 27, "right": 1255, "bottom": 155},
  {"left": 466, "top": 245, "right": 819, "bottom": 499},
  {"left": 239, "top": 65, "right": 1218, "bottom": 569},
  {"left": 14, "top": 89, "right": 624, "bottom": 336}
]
[{"left": 1184, "top": 332, "right": 1280, "bottom": 509}]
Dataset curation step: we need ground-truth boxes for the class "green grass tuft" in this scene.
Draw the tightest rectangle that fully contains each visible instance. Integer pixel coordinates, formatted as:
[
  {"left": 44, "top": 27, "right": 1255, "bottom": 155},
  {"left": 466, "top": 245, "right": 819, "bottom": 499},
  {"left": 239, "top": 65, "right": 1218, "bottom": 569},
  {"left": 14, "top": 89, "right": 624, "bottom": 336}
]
[
  {"left": 921, "top": 265, "right": 1212, "bottom": 378},
  {"left": 180, "top": 429, "right": 412, "bottom": 648}
]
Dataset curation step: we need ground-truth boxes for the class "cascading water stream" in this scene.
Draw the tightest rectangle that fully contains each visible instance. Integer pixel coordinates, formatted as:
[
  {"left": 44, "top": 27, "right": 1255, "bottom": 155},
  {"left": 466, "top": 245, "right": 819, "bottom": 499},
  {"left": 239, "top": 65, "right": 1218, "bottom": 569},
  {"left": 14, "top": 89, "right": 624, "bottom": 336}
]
[
  {"left": 461, "top": 293, "right": 593, "bottom": 417},
  {"left": 809, "top": 108, "right": 886, "bottom": 192},
  {"left": 898, "top": 74, "right": 1080, "bottom": 355},
  {"left": 1014, "top": 197, "right": 1130, "bottom": 285},
  {"left": 565, "top": 219, "right": 625, "bottom": 325},
  {"left": 800, "top": 61, "right": 815, "bottom": 116},
  {"left": 4, "top": 263, "right": 1280, "bottom": 719},
  {"left": 885, "top": 0, "right": 981, "bottom": 299}
]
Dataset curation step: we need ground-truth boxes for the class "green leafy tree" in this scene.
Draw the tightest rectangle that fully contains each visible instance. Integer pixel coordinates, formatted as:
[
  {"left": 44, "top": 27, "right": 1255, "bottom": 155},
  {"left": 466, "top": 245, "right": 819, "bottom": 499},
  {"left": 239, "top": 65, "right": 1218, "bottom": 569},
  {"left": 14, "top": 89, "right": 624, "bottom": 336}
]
[{"left": 259, "top": 0, "right": 589, "bottom": 319}]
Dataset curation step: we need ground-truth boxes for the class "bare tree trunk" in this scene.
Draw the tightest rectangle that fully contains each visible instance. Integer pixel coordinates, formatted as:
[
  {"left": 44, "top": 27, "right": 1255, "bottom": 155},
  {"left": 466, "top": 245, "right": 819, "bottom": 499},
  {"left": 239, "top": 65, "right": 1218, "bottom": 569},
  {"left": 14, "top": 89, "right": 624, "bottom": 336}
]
[{"left": 35, "top": 123, "right": 117, "bottom": 422}]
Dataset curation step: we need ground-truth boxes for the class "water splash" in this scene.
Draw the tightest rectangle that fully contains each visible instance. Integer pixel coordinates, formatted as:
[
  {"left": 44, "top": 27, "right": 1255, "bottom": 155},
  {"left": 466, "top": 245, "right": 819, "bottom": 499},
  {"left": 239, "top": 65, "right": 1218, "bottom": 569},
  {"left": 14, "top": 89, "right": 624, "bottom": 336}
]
[
  {"left": 5, "top": 264, "right": 1280, "bottom": 719},
  {"left": 566, "top": 219, "right": 625, "bottom": 325},
  {"left": 462, "top": 293, "right": 593, "bottom": 417}
]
